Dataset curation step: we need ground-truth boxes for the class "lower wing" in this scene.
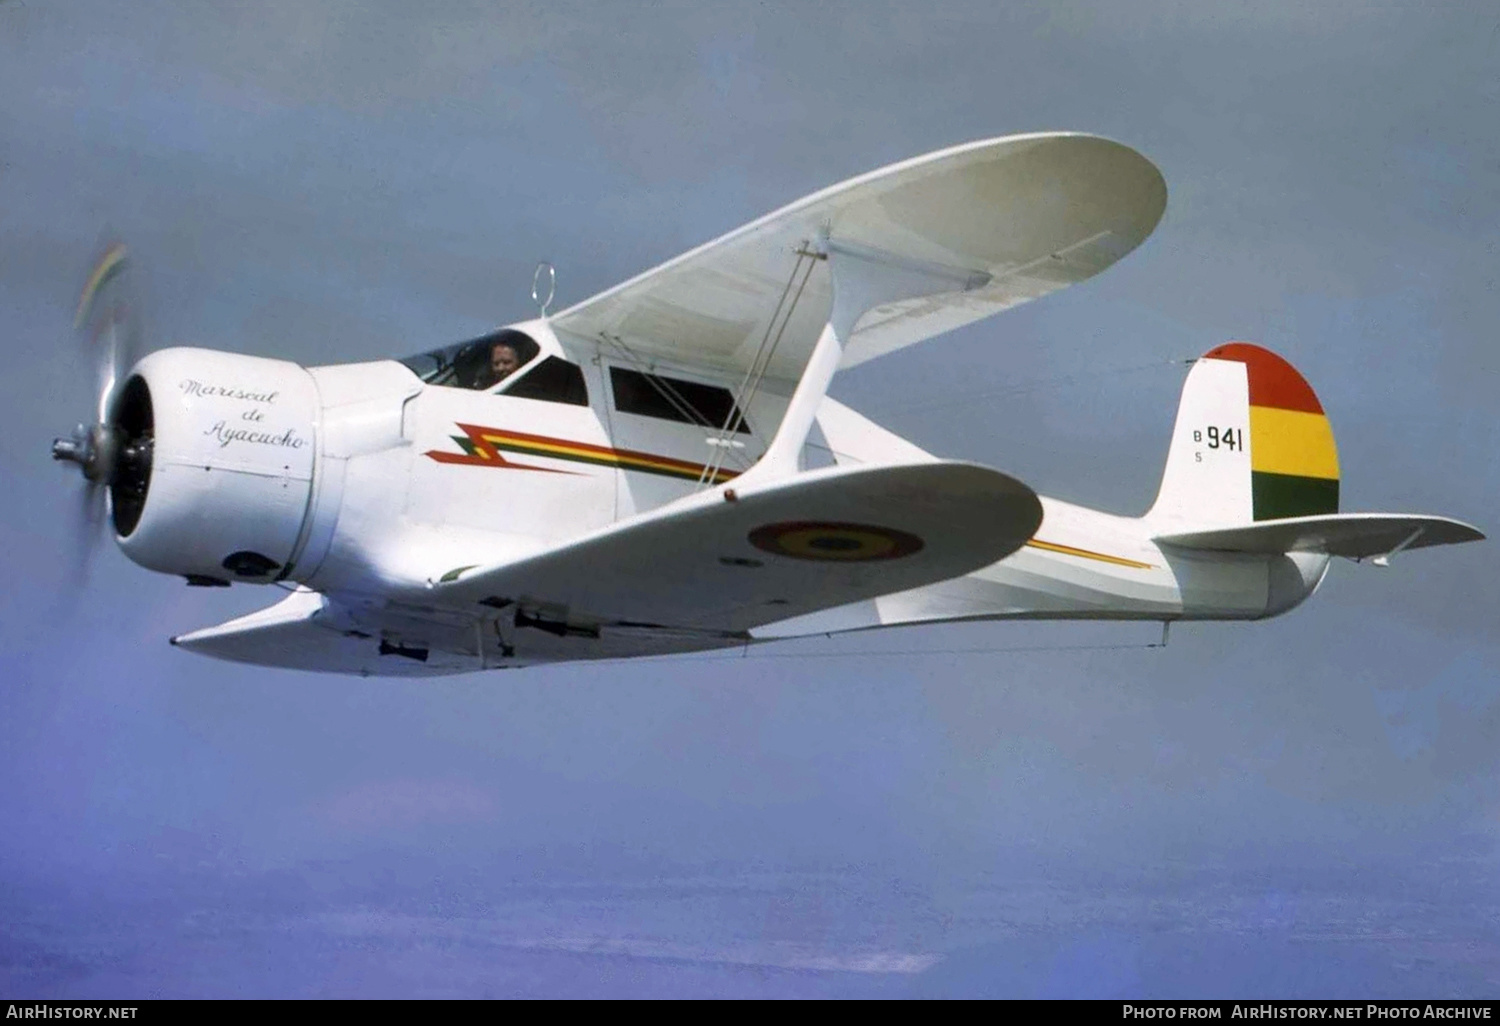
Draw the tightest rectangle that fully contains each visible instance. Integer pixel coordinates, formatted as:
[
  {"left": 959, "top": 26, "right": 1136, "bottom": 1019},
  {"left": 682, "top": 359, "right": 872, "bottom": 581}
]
[{"left": 429, "top": 460, "right": 1042, "bottom": 635}]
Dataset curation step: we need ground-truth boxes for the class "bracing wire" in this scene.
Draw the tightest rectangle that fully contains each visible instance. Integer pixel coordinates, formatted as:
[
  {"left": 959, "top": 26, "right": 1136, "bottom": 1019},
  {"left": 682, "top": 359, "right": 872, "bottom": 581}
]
[
  {"left": 630, "top": 637, "right": 1170, "bottom": 665},
  {"left": 732, "top": 250, "right": 819, "bottom": 430},
  {"left": 882, "top": 356, "right": 1197, "bottom": 417},
  {"left": 699, "top": 245, "right": 821, "bottom": 486},
  {"left": 599, "top": 332, "right": 755, "bottom": 474}
]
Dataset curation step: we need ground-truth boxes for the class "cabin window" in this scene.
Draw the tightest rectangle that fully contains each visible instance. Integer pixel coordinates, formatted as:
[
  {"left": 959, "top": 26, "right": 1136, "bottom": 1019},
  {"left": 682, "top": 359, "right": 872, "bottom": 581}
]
[
  {"left": 500, "top": 356, "right": 590, "bottom": 406},
  {"left": 398, "top": 329, "right": 540, "bottom": 390},
  {"left": 609, "top": 367, "right": 750, "bottom": 433}
]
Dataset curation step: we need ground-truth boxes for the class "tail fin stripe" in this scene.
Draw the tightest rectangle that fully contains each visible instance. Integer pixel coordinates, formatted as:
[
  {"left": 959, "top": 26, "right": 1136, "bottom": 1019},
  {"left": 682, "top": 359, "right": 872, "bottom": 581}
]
[
  {"left": 1151, "top": 341, "right": 1341, "bottom": 526},
  {"left": 1251, "top": 472, "right": 1341, "bottom": 521},
  {"left": 1248, "top": 406, "right": 1339, "bottom": 480},
  {"left": 1204, "top": 342, "right": 1324, "bottom": 413}
]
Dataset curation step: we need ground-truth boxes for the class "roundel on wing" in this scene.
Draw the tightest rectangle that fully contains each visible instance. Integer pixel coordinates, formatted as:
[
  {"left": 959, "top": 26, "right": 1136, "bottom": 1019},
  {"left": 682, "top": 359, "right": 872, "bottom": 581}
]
[{"left": 747, "top": 521, "right": 925, "bottom": 562}]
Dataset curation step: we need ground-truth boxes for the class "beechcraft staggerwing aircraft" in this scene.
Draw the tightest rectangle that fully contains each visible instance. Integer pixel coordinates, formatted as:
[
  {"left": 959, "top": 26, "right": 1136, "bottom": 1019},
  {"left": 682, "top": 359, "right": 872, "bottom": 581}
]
[{"left": 52, "top": 132, "right": 1483, "bottom": 675}]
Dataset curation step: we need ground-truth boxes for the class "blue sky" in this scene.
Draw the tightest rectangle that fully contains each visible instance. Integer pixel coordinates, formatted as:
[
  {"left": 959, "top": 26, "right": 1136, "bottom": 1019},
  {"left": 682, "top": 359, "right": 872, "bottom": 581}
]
[{"left": 1, "top": 1, "right": 1497, "bottom": 997}]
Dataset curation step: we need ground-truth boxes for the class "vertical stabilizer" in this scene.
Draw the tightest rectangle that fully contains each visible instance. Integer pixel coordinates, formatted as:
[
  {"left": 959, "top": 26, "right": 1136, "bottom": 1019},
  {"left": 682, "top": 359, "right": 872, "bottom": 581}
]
[
  {"left": 1148, "top": 343, "right": 1339, "bottom": 529},
  {"left": 815, "top": 396, "right": 938, "bottom": 467}
]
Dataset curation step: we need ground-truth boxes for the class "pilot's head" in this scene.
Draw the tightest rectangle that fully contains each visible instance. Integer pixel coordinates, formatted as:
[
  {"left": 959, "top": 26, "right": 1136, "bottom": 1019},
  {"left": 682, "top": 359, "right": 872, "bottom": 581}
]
[{"left": 488, "top": 340, "right": 521, "bottom": 385}]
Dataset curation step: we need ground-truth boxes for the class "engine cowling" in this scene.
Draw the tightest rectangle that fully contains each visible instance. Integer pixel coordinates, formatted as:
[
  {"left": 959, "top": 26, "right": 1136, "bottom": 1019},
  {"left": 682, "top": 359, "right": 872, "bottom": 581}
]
[{"left": 113, "top": 347, "right": 318, "bottom": 584}]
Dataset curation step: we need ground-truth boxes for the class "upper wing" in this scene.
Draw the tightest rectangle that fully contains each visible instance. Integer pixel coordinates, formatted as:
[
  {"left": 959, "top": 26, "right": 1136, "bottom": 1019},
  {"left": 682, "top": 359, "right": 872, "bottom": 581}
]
[
  {"left": 429, "top": 460, "right": 1043, "bottom": 634},
  {"left": 553, "top": 132, "right": 1165, "bottom": 380},
  {"left": 1156, "top": 513, "right": 1484, "bottom": 559}
]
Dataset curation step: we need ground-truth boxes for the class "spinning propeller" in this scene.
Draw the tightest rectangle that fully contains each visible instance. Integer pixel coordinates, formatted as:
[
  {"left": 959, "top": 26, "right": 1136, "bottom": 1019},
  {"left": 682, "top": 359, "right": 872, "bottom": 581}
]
[{"left": 51, "top": 243, "right": 154, "bottom": 581}]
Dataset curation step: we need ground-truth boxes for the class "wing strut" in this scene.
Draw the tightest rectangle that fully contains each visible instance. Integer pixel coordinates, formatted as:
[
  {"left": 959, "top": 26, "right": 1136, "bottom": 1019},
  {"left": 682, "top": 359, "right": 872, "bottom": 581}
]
[
  {"left": 699, "top": 244, "right": 823, "bottom": 486},
  {"left": 737, "top": 235, "right": 993, "bottom": 486}
]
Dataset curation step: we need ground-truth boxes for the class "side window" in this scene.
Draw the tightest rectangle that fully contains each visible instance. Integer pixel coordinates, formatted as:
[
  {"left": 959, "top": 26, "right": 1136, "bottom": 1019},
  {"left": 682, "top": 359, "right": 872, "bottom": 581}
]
[
  {"left": 609, "top": 367, "right": 750, "bottom": 433},
  {"left": 500, "top": 356, "right": 589, "bottom": 406}
]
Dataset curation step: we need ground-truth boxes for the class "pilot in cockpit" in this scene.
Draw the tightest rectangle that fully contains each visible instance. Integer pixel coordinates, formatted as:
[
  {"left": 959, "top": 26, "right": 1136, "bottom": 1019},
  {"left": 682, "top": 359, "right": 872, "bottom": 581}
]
[
  {"left": 479, "top": 338, "right": 522, "bottom": 390},
  {"left": 398, "top": 329, "right": 538, "bottom": 390}
]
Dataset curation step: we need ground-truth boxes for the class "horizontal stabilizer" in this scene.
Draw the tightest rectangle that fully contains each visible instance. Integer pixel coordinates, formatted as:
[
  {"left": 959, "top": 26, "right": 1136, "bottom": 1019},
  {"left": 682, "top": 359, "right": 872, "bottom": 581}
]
[
  {"left": 1156, "top": 513, "right": 1484, "bottom": 559},
  {"left": 431, "top": 461, "right": 1043, "bottom": 633}
]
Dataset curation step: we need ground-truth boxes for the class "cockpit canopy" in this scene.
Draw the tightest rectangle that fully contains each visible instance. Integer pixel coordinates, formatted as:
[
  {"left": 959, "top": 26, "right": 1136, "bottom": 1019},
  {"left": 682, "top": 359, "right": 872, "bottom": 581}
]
[{"left": 398, "top": 329, "right": 540, "bottom": 391}]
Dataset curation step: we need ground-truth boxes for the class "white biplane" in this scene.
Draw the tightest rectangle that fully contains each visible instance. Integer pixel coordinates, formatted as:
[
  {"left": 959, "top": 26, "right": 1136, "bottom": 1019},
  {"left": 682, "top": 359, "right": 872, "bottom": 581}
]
[{"left": 53, "top": 132, "right": 1483, "bottom": 675}]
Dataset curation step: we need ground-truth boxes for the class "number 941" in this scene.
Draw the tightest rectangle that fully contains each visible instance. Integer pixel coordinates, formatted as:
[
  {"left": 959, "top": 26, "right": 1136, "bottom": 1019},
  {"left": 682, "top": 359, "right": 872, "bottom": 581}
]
[{"left": 1193, "top": 426, "right": 1242, "bottom": 451}]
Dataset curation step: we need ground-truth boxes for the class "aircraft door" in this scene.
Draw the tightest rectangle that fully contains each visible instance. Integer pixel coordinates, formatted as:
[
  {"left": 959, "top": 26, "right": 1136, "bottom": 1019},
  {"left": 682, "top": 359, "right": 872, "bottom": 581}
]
[{"left": 601, "top": 360, "right": 766, "bottom": 516}]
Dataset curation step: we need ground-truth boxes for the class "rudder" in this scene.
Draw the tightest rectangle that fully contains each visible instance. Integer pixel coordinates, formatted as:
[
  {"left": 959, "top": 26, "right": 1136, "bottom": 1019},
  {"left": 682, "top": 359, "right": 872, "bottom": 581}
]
[{"left": 1148, "top": 342, "right": 1339, "bottom": 529}]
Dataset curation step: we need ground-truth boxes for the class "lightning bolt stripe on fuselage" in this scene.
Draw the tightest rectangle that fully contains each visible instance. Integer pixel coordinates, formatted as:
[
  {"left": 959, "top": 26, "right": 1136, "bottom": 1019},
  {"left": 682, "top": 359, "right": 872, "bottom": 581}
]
[{"left": 427, "top": 424, "right": 740, "bottom": 484}]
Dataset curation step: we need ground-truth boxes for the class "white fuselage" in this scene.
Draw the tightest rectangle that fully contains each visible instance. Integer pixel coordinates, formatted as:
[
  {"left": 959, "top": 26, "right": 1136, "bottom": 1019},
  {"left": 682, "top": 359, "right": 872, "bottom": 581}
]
[
  {"left": 755, "top": 495, "right": 1329, "bottom": 642},
  {"left": 126, "top": 318, "right": 1328, "bottom": 673},
  {"left": 299, "top": 330, "right": 1327, "bottom": 664}
]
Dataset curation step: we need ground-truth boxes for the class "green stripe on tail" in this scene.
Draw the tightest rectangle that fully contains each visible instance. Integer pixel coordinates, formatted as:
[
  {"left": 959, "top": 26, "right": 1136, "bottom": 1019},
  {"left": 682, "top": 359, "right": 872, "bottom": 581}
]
[{"left": 1251, "top": 472, "right": 1340, "bottom": 521}]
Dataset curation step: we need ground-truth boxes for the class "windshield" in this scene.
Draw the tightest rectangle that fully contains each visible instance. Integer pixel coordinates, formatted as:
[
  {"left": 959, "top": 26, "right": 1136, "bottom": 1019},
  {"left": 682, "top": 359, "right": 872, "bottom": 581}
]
[{"left": 398, "top": 329, "right": 540, "bottom": 390}]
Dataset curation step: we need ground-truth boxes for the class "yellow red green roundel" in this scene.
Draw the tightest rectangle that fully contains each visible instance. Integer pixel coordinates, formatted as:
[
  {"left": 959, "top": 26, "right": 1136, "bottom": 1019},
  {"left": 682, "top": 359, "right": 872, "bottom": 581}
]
[
  {"left": 748, "top": 521, "right": 925, "bottom": 561},
  {"left": 1204, "top": 342, "right": 1340, "bottom": 521}
]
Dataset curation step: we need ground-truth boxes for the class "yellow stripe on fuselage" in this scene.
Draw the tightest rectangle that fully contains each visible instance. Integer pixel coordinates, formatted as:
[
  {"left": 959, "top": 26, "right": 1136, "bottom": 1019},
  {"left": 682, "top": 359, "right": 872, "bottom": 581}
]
[
  {"left": 1248, "top": 406, "right": 1339, "bottom": 480},
  {"left": 1025, "top": 538, "right": 1155, "bottom": 570},
  {"left": 477, "top": 431, "right": 735, "bottom": 483}
]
